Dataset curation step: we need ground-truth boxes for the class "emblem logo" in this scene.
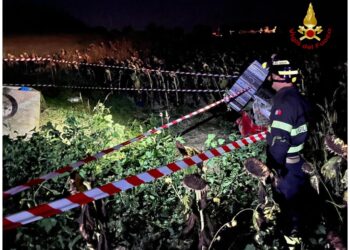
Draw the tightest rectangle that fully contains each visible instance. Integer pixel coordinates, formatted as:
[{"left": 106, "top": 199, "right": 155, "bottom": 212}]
[
  {"left": 298, "top": 3, "right": 323, "bottom": 41},
  {"left": 289, "top": 3, "right": 332, "bottom": 49},
  {"left": 275, "top": 109, "right": 282, "bottom": 116}
]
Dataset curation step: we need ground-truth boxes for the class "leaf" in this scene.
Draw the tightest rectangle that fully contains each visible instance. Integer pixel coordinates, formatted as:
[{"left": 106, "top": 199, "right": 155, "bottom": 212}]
[
  {"left": 57, "top": 235, "right": 65, "bottom": 249},
  {"left": 341, "top": 169, "right": 347, "bottom": 187},
  {"left": 254, "top": 233, "right": 264, "bottom": 245},
  {"left": 310, "top": 175, "right": 320, "bottom": 194},
  {"left": 213, "top": 197, "right": 220, "bottom": 204},
  {"left": 37, "top": 218, "right": 57, "bottom": 233},
  {"left": 315, "top": 224, "right": 326, "bottom": 235},
  {"left": 80, "top": 169, "right": 87, "bottom": 179},
  {"left": 252, "top": 210, "right": 260, "bottom": 231},
  {"left": 221, "top": 181, "right": 232, "bottom": 188},
  {"left": 104, "top": 114, "right": 113, "bottom": 122},
  {"left": 343, "top": 190, "right": 347, "bottom": 203},
  {"left": 205, "top": 134, "right": 216, "bottom": 147},
  {"left": 181, "top": 195, "right": 190, "bottom": 212},
  {"left": 218, "top": 139, "right": 225, "bottom": 145},
  {"left": 175, "top": 137, "right": 185, "bottom": 144},
  {"left": 321, "top": 156, "right": 341, "bottom": 180},
  {"left": 283, "top": 235, "right": 301, "bottom": 245},
  {"left": 309, "top": 238, "right": 317, "bottom": 244},
  {"left": 244, "top": 243, "right": 256, "bottom": 250},
  {"left": 68, "top": 235, "right": 82, "bottom": 250},
  {"left": 229, "top": 219, "right": 237, "bottom": 228}
]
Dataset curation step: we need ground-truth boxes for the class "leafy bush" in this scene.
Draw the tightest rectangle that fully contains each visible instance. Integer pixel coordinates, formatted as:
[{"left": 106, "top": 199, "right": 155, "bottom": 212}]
[{"left": 4, "top": 103, "right": 268, "bottom": 249}]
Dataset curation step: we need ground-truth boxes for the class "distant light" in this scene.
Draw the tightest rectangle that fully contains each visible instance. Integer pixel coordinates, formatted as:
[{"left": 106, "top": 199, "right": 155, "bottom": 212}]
[
  {"left": 212, "top": 32, "right": 223, "bottom": 37},
  {"left": 235, "top": 26, "right": 277, "bottom": 35}
]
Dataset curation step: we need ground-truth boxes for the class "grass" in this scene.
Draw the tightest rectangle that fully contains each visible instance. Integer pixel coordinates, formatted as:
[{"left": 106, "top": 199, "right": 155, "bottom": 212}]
[
  {"left": 40, "top": 89, "right": 145, "bottom": 129},
  {"left": 38, "top": 89, "right": 235, "bottom": 153}
]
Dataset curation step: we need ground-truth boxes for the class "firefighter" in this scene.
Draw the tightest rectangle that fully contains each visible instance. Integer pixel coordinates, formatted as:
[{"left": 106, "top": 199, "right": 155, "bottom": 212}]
[{"left": 265, "top": 56, "right": 315, "bottom": 244}]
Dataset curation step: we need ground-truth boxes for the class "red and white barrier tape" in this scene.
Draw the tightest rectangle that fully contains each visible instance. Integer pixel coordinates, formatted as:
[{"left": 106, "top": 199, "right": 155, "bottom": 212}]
[
  {"left": 3, "top": 131, "right": 267, "bottom": 230},
  {"left": 3, "top": 57, "right": 240, "bottom": 79},
  {"left": 3, "top": 88, "right": 249, "bottom": 199}
]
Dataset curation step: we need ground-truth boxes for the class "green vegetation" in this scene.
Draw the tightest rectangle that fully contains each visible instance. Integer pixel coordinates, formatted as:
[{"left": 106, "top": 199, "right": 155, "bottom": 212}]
[
  {"left": 3, "top": 86, "right": 347, "bottom": 249},
  {"left": 4, "top": 94, "right": 266, "bottom": 249},
  {"left": 40, "top": 90, "right": 143, "bottom": 128}
]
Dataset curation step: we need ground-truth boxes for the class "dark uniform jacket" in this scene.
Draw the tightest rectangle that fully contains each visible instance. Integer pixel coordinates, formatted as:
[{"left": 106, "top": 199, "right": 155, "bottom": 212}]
[
  {"left": 266, "top": 86, "right": 309, "bottom": 167},
  {"left": 266, "top": 86, "right": 317, "bottom": 235}
]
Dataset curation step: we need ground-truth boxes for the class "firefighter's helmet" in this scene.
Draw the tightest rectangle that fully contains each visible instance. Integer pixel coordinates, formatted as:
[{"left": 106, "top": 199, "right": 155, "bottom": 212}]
[{"left": 269, "top": 55, "right": 300, "bottom": 83}]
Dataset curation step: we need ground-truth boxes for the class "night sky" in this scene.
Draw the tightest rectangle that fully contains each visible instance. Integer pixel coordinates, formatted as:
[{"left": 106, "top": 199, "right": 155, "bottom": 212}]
[
  {"left": 34, "top": 0, "right": 280, "bottom": 29},
  {"left": 3, "top": 0, "right": 347, "bottom": 31}
]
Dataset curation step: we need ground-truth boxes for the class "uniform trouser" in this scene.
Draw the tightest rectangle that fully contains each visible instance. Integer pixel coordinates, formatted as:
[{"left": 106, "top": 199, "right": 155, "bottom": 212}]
[{"left": 271, "top": 158, "right": 311, "bottom": 235}]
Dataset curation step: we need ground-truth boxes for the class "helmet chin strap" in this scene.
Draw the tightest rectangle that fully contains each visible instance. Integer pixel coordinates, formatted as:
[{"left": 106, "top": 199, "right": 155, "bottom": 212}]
[
  {"left": 270, "top": 74, "right": 292, "bottom": 83},
  {"left": 272, "top": 79, "right": 290, "bottom": 83}
]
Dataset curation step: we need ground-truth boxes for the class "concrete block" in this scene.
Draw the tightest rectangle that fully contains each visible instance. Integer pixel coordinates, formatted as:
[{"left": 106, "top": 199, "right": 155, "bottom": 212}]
[{"left": 3, "top": 86, "right": 41, "bottom": 139}]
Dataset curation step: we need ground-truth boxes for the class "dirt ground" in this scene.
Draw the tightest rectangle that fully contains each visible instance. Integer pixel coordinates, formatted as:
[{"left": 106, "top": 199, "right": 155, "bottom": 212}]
[
  {"left": 167, "top": 107, "right": 236, "bottom": 151},
  {"left": 182, "top": 119, "right": 232, "bottom": 150}
]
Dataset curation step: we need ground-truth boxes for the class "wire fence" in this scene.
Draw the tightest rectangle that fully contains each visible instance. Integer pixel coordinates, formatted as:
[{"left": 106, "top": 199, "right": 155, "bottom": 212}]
[{"left": 3, "top": 57, "right": 238, "bottom": 106}]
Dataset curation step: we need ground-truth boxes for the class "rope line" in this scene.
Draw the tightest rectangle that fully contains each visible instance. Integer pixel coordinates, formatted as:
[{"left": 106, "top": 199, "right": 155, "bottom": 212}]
[
  {"left": 3, "top": 88, "right": 249, "bottom": 199},
  {"left": 3, "top": 131, "right": 267, "bottom": 230},
  {"left": 4, "top": 83, "right": 227, "bottom": 93},
  {"left": 3, "top": 57, "right": 240, "bottom": 79}
]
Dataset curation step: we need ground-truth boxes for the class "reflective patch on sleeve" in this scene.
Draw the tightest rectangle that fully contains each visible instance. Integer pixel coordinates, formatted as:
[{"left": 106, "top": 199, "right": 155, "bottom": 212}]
[
  {"left": 271, "top": 120, "right": 293, "bottom": 133},
  {"left": 287, "top": 143, "right": 304, "bottom": 153},
  {"left": 271, "top": 136, "right": 289, "bottom": 147},
  {"left": 291, "top": 124, "right": 308, "bottom": 136}
]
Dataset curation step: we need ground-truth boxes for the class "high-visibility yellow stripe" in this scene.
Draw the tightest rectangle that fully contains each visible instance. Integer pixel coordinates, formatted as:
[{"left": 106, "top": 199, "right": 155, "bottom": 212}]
[
  {"left": 291, "top": 124, "right": 308, "bottom": 136},
  {"left": 271, "top": 120, "right": 293, "bottom": 132},
  {"left": 288, "top": 143, "right": 304, "bottom": 153},
  {"left": 278, "top": 70, "right": 299, "bottom": 75},
  {"left": 273, "top": 60, "right": 290, "bottom": 66}
]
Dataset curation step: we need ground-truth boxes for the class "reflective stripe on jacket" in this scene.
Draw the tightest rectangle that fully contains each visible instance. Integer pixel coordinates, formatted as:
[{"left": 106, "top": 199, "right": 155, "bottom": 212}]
[{"left": 267, "top": 86, "right": 309, "bottom": 164}]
